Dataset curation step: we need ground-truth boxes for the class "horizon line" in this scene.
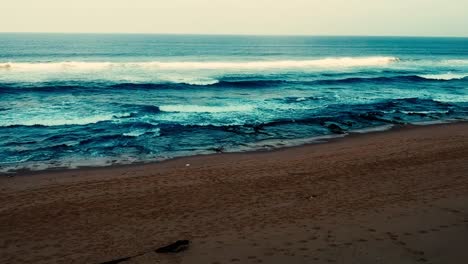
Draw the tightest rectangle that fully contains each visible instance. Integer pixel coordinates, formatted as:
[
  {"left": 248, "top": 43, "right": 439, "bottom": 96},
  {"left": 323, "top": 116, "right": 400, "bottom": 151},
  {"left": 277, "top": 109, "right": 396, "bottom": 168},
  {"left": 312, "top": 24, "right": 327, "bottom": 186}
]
[{"left": 1, "top": 32, "right": 468, "bottom": 38}]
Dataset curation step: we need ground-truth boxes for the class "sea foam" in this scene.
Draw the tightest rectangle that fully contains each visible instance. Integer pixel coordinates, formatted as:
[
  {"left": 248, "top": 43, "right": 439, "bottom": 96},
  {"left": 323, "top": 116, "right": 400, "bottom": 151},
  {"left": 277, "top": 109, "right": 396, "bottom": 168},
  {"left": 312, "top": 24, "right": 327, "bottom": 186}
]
[
  {"left": 0, "top": 113, "right": 131, "bottom": 127},
  {"left": 0, "top": 57, "right": 398, "bottom": 72},
  {"left": 159, "top": 104, "right": 255, "bottom": 113},
  {"left": 418, "top": 73, "right": 467, "bottom": 80}
]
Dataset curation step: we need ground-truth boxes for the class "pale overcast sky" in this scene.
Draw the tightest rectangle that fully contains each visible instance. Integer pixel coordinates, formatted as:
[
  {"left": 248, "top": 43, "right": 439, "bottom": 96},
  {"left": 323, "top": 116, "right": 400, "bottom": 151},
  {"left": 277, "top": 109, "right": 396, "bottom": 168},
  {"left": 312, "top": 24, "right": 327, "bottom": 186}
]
[{"left": 2, "top": 0, "right": 468, "bottom": 36}]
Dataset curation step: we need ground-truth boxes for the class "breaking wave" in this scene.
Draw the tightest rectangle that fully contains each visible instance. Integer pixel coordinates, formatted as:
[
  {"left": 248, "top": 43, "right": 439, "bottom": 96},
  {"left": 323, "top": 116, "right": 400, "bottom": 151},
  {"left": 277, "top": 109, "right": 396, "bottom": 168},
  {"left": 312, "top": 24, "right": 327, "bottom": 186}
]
[
  {"left": 0, "top": 57, "right": 398, "bottom": 72},
  {"left": 0, "top": 113, "right": 131, "bottom": 127},
  {"left": 159, "top": 104, "right": 255, "bottom": 113},
  {"left": 417, "top": 73, "right": 467, "bottom": 80}
]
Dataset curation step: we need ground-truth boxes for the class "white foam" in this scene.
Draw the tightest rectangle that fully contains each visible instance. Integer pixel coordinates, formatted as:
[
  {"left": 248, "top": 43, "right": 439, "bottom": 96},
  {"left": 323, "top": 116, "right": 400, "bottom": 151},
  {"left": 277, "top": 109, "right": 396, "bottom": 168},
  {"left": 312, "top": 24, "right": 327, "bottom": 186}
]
[
  {"left": 0, "top": 57, "right": 398, "bottom": 72},
  {"left": 441, "top": 59, "right": 468, "bottom": 66},
  {"left": 233, "top": 134, "right": 348, "bottom": 152},
  {"left": 140, "top": 57, "right": 398, "bottom": 70},
  {"left": 350, "top": 124, "right": 394, "bottom": 134},
  {"left": 123, "top": 131, "right": 146, "bottom": 137},
  {"left": 0, "top": 61, "right": 113, "bottom": 71},
  {"left": 419, "top": 72, "right": 467, "bottom": 80},
  {"left": 400, "top": 110, "right": 449, "bottom": 115},
  {"left": 123, "top": 128, "right": 160, "bottom": 137},
  {"left": 160, "top": 75, "right": 220, "bottom": 85},
  {"left": 159, "top": 104, "right": 254, "bottom": 113},
  {"left": 411, "top": 120, "right": 452, "bottom": 126},
  {"left": 181, "top": 78, "right": 219, "bottom": 86},
  {"left": 0, "top": 113, "right": 130, "bottom": 127}
]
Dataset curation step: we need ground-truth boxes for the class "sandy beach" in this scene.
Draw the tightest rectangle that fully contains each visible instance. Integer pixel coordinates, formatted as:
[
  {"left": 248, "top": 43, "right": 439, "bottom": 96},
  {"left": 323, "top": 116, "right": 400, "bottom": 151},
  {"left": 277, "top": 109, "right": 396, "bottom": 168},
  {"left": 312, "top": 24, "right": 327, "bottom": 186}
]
[{"left": 1, "top": 122, "right": 468, "bottom": 264}]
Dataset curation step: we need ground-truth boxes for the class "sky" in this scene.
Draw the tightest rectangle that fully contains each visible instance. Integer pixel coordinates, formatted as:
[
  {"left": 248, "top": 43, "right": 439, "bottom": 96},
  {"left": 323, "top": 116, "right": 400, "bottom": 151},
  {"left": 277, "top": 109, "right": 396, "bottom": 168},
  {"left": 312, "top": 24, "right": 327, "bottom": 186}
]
[{"left": 2, "top": 0, "right": 468, "bottom": 36}]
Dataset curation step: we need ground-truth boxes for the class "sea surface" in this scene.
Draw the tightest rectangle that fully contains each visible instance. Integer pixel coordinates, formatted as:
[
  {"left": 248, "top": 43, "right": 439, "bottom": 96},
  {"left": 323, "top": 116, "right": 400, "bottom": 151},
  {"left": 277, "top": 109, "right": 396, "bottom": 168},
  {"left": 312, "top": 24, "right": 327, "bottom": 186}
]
[{"left": 1, "top": 34, "right": 467, "bottom": 172}]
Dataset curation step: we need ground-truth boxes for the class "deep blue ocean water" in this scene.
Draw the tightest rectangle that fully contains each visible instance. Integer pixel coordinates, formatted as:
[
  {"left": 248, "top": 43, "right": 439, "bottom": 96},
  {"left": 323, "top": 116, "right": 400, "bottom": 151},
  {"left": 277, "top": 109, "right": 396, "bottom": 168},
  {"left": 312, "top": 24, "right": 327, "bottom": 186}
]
[{"left": 1, "top": 34, "right": 467, "bottom": 172}]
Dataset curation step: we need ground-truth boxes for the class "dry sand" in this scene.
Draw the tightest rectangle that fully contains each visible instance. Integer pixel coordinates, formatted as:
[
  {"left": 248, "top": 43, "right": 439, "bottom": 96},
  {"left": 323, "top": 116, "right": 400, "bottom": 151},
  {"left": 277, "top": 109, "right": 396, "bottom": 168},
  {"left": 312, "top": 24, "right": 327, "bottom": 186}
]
[{"left": 1, "top": 123, "right": 467, "bottom": 264}]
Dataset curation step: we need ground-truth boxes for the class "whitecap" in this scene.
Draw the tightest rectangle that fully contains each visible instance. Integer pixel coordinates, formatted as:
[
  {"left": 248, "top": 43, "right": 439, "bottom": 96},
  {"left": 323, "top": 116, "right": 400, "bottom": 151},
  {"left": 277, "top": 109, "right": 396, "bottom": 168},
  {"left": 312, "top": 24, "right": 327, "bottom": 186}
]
[
  {"left": 0, "top": 57, "right": 398, "bottom": 73},
  {"left": 123, "top": 128, "right": 160, "bottom": 137},
  {"left": 419, "top": 73, "right": 467, "bottom": 80},
  {"left": 123, "top": 131, "right": 146, "bottom": 137},
  {"left": 0, "top": 61, "right": 113, "bottom": 72},
  {"left": 0, "top": 113, "right": 131, "bottom": 127},
  {"left": 159, "top": 104, "right": 254, "bottom": 113},
  {"left": 139, "top": 57, "right": 398, "bottom": 70},
  {"left": 160, "top": 75, "right": 220, "bottom": 86}
]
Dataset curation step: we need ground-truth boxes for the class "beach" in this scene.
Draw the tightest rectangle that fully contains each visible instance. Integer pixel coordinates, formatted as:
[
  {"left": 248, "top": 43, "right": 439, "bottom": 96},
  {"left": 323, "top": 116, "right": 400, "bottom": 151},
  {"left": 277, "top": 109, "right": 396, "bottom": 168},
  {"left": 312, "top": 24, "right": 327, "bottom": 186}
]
[
  {"left": 1, "top": 122, "right": 467, "bottom": 264},
  {"left": 2, "top": 35, "right": 468, "bottom": 174}
]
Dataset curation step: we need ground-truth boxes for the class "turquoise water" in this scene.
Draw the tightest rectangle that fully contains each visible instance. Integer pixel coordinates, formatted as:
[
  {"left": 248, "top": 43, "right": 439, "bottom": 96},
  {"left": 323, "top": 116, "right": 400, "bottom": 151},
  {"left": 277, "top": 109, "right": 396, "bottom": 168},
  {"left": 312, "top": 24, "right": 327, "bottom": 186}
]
[{"left": 1, "top": 34, "right": 467, "bottom": 172}]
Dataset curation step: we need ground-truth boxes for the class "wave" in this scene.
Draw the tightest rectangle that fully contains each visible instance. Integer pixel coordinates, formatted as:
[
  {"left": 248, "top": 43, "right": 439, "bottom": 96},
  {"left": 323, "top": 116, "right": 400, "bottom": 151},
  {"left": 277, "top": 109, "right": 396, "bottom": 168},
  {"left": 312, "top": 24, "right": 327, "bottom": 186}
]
[
  {"left": 0, "top": 61, "right": 113, "bottom": 71},
  {"left": 156, "top": 98, "right": 456, "bottom": 128},
  {"left": 0, "top": 113, "right": 131, "bottom": 127},
  {"left": 2, "top": 73, "right": 466, "bottom": 94},
  {"left": 313, "top": 75, "right": 424, "bottom": 85},
  {"left": 148, "top": 98, "right": 463, "bottom": 138},
  {"left": 123, "top": 128, "right": 161, "bottom": 137},
  {"left": 417, "top": 73, "right": 467, "bottom": 81},
  {"left": 178, "top": 78, "right": 219, "bottom": 86},
  {"left": 0, "top": 57, "right": 398, "bottom": 72},
  {"left": 159, "top": 104, "right": 255, "bottom": 113},
  {"left": 312, "top": 74, "right": 468, "bottom": 85},
  {"left": 440, "top": 59, "right": 468, "bottom": 66}
]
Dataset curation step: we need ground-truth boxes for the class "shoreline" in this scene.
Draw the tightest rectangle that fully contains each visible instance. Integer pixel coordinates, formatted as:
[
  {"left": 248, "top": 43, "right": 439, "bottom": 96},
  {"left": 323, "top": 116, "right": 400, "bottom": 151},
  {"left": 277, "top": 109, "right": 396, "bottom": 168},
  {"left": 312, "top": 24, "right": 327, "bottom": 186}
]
[
  {"left": 1, "top": 121, "right": 467, "bottom": 264},
  {"left": 2, "top": 120, "right": 465, "bottom": 178}
]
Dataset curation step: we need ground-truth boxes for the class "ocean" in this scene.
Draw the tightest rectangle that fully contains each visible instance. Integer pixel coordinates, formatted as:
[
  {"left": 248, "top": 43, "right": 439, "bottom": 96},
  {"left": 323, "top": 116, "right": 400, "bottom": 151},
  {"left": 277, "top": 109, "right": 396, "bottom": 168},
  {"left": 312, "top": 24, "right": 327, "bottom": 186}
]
[{"left": 0, "top": 34, "right": 467, "bottom": 172}]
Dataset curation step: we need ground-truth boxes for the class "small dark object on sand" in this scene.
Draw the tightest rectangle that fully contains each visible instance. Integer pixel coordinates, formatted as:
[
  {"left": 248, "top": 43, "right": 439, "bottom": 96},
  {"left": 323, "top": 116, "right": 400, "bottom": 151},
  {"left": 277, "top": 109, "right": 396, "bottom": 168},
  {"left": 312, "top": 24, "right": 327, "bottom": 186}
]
[
  {"left": 99, "top": 256, "right": 132, "bottom": 264},
  {"left": 156, "top": 240, "right": 190, "bottom": 253}
]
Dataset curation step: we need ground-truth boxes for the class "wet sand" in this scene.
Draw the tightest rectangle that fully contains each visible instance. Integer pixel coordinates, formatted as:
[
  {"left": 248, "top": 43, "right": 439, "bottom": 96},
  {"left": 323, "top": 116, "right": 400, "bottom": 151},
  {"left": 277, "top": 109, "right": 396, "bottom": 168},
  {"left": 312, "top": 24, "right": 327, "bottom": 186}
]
[{"left": 1, "top": 123, "right": 468, "bottom": 264}]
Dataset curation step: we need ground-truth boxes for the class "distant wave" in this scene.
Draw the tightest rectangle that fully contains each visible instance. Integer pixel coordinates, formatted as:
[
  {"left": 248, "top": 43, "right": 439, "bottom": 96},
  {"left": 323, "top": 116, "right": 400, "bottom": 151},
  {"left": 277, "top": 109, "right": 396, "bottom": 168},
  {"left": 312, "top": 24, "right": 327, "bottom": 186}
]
[
  {"left": 179, "top": 78, "right": 220, "bottom": 86},
  {"left": 123, "top": 128, "right": 161, "bottom": 137},
  {"left": 2, "top": 73, "right": 467, "bottom": 95},
  {"left": 440, "top": 59, "right": 468, "bottom": 66},
  {"left": 0, "top": 61, "right": 113, "bottom": 71},
  {"left": 417, "top": 73, "right": 467, "bottom": 81},
  {"left": 2, "top": 75, "right": 466, "bottom": 94},
  {"left": 159, "top": 104, "right": 255, "bottom": 113},
  {"left": 313, "top": 74, "right": 468, "bottom": 85},
  {"left": 0, "top": 57, "right": 398, "bottom": 72},
  {"left": 0, "top": 113, "right": 131, "bottom": 127}
]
